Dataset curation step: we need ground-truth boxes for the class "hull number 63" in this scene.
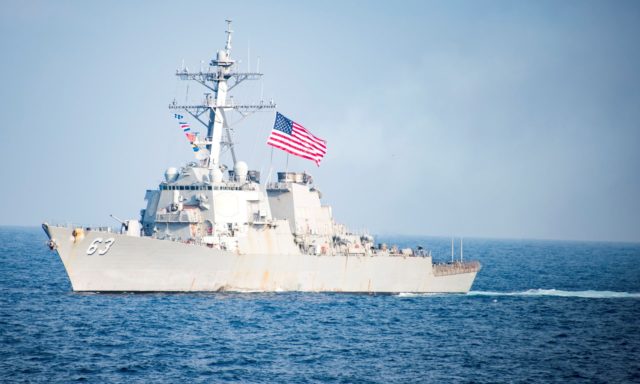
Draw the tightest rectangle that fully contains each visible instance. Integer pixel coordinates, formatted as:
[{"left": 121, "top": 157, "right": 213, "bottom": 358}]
[{"left": 86, "top": 238, "right": 115, "bottom": 255}]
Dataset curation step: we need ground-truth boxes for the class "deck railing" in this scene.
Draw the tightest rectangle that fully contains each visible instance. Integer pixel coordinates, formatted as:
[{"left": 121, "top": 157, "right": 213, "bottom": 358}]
[{"left": 432, "top": 261, "right": 481, "bottom": 276}]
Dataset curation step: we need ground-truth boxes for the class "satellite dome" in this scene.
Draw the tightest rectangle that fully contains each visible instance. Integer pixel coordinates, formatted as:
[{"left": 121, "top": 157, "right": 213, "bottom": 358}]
[
  {"left": 164, "top": 167, "right": 178, "bottom": 182},
  {"left": 234, "top": 161, "right": 248, "bottom": 182}
]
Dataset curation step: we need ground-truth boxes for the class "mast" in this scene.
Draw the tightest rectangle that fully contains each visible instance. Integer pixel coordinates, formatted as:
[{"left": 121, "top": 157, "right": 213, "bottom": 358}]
[{"left": 169, "top": 20, "right": 276, "bottom": 169}]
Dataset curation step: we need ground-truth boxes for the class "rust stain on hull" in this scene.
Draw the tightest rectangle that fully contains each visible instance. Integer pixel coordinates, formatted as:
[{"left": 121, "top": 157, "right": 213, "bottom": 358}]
[{"left": 261, "top": 270, "right": 270, "bottom": 290}]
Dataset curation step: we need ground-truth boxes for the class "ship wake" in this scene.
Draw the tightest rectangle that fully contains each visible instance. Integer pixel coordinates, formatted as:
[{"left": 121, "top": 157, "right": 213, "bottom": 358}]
[
  {"left": 467, "top": 289, "right": 640, "bottom": 299},
  {"left": 395, "top": 289, "right": 640, "bottom": 298}
]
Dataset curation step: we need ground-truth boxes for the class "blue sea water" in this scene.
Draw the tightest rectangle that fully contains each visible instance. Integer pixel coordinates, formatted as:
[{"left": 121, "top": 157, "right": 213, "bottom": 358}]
[{"left": 1, "top": 227, "right": 639, "bottom": 383}]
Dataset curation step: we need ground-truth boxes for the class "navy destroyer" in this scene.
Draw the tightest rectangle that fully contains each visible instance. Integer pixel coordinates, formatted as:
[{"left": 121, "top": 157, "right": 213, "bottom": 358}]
[{"left": 42, "top": 21, "right": 480, "bottom": 292}]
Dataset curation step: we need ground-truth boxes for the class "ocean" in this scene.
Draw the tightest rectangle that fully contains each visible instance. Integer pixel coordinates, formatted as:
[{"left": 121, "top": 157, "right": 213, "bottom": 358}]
[{"left": 1, "top": 227, "right": 639, "bottom": 383}]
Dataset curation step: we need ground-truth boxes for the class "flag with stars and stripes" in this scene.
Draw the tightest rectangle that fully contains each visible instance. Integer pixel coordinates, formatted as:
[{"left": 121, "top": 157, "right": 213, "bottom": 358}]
[{"left": 267, "top": 112, "right": 327, "bottom": 166}]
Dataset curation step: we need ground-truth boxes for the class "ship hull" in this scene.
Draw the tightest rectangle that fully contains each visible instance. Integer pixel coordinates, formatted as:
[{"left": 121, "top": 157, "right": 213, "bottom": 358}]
[{"left": 43, "top": 224, "right": 478, "bottom": 293}]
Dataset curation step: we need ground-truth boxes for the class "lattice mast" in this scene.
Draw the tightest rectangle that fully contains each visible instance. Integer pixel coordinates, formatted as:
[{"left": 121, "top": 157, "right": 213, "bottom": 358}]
[{"left": 169, "top": 20, "right": 275, "bottom": 169}]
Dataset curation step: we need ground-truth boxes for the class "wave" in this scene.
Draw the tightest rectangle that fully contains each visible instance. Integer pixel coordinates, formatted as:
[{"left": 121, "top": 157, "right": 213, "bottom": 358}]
[
  {"left": 467, "top": 289, "right": 640, "bottom": 299},
  {"left": 397, "top": 292, "right": 441, "bottom": 297}
]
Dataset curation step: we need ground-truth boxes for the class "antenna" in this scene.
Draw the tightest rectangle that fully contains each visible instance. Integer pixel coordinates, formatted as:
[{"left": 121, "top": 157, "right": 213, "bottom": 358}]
[
  {"left": 225, "top": 19, "right": 233, "bottom": 54},
  {"left": 258, "top": 56, "right": 264, "bottom": 101},
  {"left": 451, "top": 237, "right": 454, "bottom": 263}
]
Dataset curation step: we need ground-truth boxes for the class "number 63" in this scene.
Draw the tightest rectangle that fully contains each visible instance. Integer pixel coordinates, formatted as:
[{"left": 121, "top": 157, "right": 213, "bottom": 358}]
[{"left": 86, "top": 238, "right": 115, "bottom": 255}]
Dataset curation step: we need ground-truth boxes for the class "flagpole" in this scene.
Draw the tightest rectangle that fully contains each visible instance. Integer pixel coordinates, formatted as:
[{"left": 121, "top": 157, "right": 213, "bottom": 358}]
[
  {"left": 266, "top": 147, "right": 274, "bottom": 185},
  {"left": 285, "top": 153, "right": 290, "bottom": 174}
]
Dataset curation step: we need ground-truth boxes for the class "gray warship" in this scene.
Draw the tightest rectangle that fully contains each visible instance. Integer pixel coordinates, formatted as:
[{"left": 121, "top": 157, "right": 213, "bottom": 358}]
[{"left": 42, "top": 21, "right": 480, "bottom": 293}]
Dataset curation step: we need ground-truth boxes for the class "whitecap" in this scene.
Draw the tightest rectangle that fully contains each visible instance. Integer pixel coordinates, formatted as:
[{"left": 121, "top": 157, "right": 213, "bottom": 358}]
[{"left": 396, "top": 292, "right": 441, "bottom": 297}]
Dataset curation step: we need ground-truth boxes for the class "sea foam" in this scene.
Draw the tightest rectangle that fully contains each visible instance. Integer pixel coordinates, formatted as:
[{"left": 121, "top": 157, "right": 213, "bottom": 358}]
[{"left": 467, "top": 289, "right": 640, "bottom": 299}]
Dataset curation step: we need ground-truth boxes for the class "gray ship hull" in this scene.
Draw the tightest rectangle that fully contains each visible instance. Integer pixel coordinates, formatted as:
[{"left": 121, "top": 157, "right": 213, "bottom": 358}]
[{"left": 43, "top": 224, "right": 479, "bottom": 293}]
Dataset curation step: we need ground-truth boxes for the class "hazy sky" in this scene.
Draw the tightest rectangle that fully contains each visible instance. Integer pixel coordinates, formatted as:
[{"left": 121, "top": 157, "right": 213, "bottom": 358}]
[{"left": 1, "top": 0, "right": 639, "bottom": 242}]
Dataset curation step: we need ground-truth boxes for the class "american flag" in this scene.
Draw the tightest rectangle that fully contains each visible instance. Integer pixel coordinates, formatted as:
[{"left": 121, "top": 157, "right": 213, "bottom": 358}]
[{"left": 267, "top": 112, "right": 327, "bottom": 166}]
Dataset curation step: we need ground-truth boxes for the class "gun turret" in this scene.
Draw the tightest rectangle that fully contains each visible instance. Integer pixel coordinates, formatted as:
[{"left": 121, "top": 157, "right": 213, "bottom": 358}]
[{"left": 110, "top": 214, "right": 128, "bottom": 231}]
